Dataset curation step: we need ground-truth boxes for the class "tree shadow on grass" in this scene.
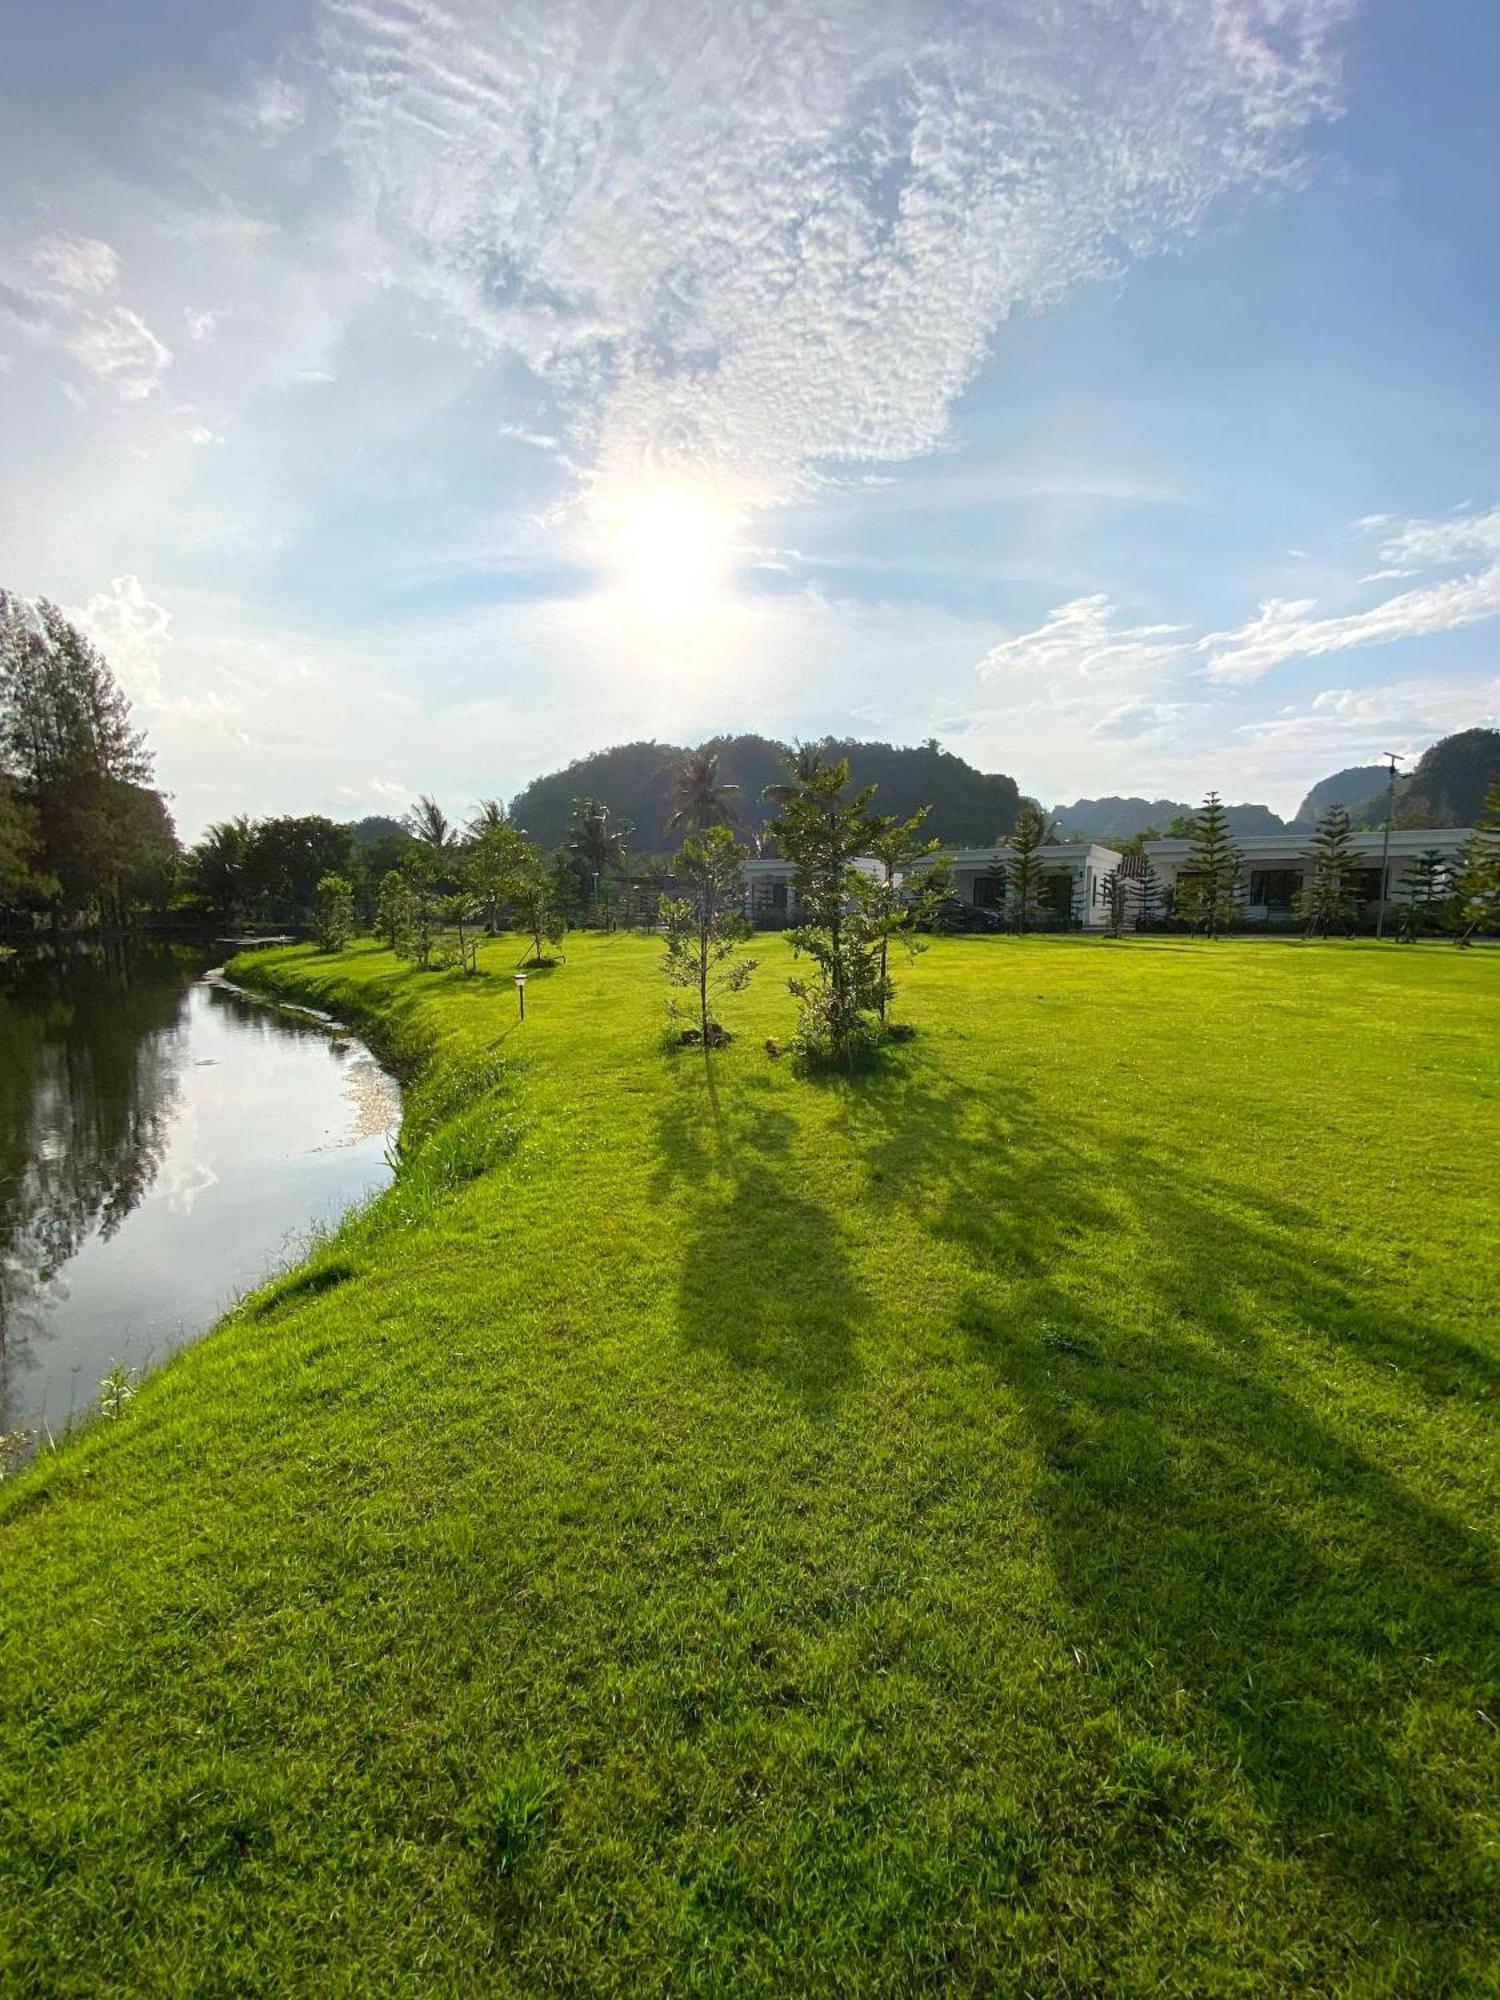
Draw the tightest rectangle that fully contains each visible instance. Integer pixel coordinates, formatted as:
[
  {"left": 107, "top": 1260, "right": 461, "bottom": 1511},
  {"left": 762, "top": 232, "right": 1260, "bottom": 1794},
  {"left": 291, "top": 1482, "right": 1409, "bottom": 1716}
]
[
  {"left": 842, "top": 1049, "right": 1499, "bottom": 1969},
  {"left": 653, "top": 1057, "right": 864, "bottom": 1411}
]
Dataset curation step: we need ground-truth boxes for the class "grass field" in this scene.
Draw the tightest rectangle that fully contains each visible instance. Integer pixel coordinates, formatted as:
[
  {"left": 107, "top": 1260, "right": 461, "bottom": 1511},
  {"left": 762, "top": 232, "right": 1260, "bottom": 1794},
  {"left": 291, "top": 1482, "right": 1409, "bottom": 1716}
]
[{"left": 2, "top": 932, "right": 1497, "bottom": 1995}]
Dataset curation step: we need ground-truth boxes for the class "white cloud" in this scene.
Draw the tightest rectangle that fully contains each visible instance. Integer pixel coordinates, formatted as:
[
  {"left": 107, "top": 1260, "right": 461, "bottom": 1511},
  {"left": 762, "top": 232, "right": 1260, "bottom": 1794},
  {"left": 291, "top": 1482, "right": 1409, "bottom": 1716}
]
[
  {"left": 320, "top": 0, "right": 1349, "bottom": 522},
  {"left": 30, "top": 232, "right": 122, "bottom": 296},
  {"left": 977, "top": 594, "right": 1189, "bottom": 689},
  {"left": 185, "top": 307, "right": 220, "bottom": 343},
  {"left": 1, "top": 230, "right": 174, "bottom": 402},
  {"left": 65, "top": 306, "right": 174, "bottom": 402},
  {"left": 1200, "top": 504, "right": 1500, "bottom": 683}
]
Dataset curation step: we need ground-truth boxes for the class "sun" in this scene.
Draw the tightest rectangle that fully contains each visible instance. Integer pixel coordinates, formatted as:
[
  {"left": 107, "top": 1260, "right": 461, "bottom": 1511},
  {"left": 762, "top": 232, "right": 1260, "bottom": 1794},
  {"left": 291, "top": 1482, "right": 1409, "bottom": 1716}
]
[{"left": 594, "top": 479, "right": 740, "bottom": 618}]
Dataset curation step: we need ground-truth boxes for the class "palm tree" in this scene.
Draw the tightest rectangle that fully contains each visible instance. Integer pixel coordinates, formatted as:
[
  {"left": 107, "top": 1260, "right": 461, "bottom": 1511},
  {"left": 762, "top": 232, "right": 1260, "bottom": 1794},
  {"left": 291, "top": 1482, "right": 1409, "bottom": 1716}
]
[
  {"left": 667, "top": 749, "right": 740, "bottom": 836},
  {"left": 568, "top": 797, "right": 625, "bottom": 916},
  {"left": 466, "top": 797, "right": 507, "bottom": 838},
  {"left": 404, "top": 794, "right": 453, "bottom": 856},
  {"left": 762, "top": 742, "right": 829, "bottom": 811}
]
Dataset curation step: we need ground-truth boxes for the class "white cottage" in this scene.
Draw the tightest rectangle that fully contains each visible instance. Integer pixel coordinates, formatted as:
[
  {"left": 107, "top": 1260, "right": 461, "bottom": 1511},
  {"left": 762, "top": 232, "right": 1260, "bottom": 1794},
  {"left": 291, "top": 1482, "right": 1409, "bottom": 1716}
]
[{"left": 1143, "top": 826, "right": 1471, "bottom": 922}]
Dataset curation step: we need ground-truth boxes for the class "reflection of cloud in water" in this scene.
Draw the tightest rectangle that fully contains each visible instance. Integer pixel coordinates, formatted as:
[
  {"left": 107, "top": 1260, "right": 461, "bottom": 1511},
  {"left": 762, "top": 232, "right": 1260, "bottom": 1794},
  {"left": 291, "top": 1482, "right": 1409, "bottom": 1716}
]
[{"left": 335, "top": 1054, "right": 401, "bottom": 1147}]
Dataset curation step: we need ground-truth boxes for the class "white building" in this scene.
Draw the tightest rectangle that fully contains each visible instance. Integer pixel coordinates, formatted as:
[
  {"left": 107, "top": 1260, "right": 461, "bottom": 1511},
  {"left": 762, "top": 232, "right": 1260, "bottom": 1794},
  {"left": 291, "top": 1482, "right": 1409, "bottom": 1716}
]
[
  {"left": 941, "top": 845, "right": 1125, "bottom": 929},
  {"left": 736, "top": 825, "right": 1473, "bottom": 931},
  {"left": 1142, "top": 826, "right": 1471, "bottom": 923}
]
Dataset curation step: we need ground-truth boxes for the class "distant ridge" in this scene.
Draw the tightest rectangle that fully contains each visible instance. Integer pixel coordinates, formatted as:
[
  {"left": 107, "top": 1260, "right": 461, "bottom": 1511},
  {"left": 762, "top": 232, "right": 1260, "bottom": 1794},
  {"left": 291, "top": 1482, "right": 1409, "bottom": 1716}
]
[
  {"left": 507, "top": 734, "right": 1024, "bottom": 851},
  {"left": 1051, "top": 795, "right": 1285, "bottom": 840}
]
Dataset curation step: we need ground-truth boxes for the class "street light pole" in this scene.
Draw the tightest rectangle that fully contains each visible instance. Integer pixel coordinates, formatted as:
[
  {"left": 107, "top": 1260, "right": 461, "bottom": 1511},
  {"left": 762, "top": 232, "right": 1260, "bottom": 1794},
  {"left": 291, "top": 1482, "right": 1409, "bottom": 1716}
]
[{"left": 1374, "top": 750, "right": 1405, "bottom": 940}]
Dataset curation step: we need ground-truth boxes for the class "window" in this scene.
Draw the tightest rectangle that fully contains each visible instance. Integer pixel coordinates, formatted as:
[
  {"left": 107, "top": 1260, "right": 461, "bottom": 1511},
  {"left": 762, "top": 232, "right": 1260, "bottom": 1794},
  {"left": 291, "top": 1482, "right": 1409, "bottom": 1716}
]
[
  {"left": 1249, "top": 868, "right": 1301, "bottom": 910},
  {"left": 973, "top": 874, "right": 1005, "bottom": 908}
]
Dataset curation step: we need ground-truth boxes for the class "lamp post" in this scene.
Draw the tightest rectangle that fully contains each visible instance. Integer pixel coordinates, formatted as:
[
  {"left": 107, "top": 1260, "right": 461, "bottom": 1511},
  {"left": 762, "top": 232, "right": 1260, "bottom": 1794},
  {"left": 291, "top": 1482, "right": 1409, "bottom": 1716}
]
[
  {"left": 514, "top": 971, "right": 527, "bottom": 1022},
  {"left": 1374, "top": 750, "right": 1405, "bottom": 940}
]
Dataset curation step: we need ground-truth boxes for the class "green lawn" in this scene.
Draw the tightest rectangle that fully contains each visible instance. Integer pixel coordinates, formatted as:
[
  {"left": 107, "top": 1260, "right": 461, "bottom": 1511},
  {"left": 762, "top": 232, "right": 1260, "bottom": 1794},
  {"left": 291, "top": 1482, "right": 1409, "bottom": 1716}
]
[{"left": 2, "top": 933, "right": 1497, "bottom": 1995}]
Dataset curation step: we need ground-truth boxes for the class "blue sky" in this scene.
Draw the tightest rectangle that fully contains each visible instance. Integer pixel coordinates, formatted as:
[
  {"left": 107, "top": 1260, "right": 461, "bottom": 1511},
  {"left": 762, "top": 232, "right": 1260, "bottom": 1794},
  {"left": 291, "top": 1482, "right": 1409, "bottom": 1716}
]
[{"left": 1, "top": 0, "right": 1496, "bottom": 836}]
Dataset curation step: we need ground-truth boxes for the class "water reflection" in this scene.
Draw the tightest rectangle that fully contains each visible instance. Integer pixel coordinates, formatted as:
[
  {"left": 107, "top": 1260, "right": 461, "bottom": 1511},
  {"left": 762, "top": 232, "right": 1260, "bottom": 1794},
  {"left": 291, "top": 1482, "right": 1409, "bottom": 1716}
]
[{"left": 0, "top": 946, "right": 398, "bottom": 1438}]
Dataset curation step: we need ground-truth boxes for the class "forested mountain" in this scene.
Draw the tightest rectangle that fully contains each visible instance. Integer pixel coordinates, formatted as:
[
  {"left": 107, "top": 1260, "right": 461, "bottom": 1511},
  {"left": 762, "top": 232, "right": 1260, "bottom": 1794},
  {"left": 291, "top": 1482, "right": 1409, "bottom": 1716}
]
[
  {"left": 1357, "top": 728, "right": 1500, "bottom": 828},
  {"left": 1050, "top": 795, "right": 1285, "bottom": 841},
  {"left": 1291, "top": 765, "right": 1387, "bottom": 826},
  {"left": 507, "top": 735, "right": 1024, "bottom": 850}
]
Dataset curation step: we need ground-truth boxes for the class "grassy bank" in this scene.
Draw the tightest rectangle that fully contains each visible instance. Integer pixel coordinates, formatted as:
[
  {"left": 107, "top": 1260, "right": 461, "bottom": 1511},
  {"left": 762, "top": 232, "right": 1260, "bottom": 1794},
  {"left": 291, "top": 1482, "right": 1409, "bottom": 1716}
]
[{"left": 2, "top": 933, "right": 1497, "bottom": 1994}]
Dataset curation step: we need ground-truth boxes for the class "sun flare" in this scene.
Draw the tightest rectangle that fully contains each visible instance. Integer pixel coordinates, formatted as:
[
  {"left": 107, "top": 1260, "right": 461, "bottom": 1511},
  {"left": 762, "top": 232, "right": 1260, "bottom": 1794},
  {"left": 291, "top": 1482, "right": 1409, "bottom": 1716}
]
[{"left": 594, "top": 480, "right": 741, "bottom": 617}]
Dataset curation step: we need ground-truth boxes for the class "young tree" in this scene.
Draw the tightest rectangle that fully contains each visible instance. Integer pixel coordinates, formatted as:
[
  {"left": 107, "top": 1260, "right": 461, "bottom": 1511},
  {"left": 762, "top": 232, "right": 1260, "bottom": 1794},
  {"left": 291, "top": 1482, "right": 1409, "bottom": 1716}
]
[
  {"left": 1177, "top": 792, "right": 1243, "bottom": 938},
  {"left": 659, "top": 827, "right": 756, "bottom": 1046},
  {"left": 514, "top": 854, "right": 569, "bottom": 965},
  {"left": 399, "top": 851, "right": 437, "bottom": 967},
  {"left": 1004, "top": 803, "right": 1054, "bottom": 934},
  {"left": 862, "top": 809, "right": 947, "bottom": 1022},
  {"left": 1096, "top": 867, "right": 1129, "bottom": 938},
  {"left": 312, "top": 871, "right": 355, "bottom": 952},
  {"left": 1396, "top": 848, "right": 1451, "bottom": 941},
  {"left": 438, "top": 894, "right": 482, "bottom": 974},
  {"left": 1453, "top": 781, "right": 1500, "bottom": 946},
  {"left": 376, "top": 867, "right": 413, "bottom": 953},
  {"left": 464, "top": 812, "right": 529, "bottom": 932},
  {"left": 766, "top": 752, "right": 885, "bottom": 1066},
  {"left": 667, "top": 748, "right": 741, "bottom": 838},
  {"left": 1298, "top": 803, "right": 1360, "bottom": 937}
]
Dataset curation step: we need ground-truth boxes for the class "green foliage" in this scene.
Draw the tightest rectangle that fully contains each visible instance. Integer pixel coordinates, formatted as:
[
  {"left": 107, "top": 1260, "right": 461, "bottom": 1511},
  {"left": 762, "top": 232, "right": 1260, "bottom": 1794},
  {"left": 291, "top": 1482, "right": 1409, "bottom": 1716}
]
[
  {"left": 766, "top": 752, "right": 889, "bottom": 1066},
  {"left": 95, "top": 1364, "right": 135, "bottom": 1420},
  {"left": 0, "top": 591, "right": 177, "bottom": 926},
  {"left": 1452, "top": 780, "right": 1500, "bottom": 944},
  {"left": 1177, "top": 792, "right": 1243, "bottom": 938},
  {"left": 659, "top": 827, "right": 756, "bottom": 1045},
  {"left": 376, "top": 868, "right": 413, "bottom": 954},
  {"left": 436, "top": 895, "right": 482, "bottom": 975},
  {"left": 862, "top": 808, "right": 947, "bottom": 1018},
  {"left": 1002, "top": 803, "right": 1057, "bottom": 934},
  {"left": 1297, "top": 804, "right": 1360, "bottom": 937},
  {"left": 312, "top": 872, "right": 356, "bottom": 953},
  {"left": 512, "top": 853, "right": 569, "bottom": 965},
  {"left": 3, "top": 934, "right": 1497, "bottom": 1994},
  {"left": 666, "top": 748, "right": 741, "bottom": 837},
  {"left": 1396, "top": 849, "right": 1454, "bottom": 940}
]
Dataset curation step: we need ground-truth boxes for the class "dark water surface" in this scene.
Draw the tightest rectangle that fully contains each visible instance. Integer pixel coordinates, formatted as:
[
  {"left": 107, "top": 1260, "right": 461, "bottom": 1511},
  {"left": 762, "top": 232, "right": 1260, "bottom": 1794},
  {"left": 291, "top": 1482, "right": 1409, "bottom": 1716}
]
[{"left": 0, "top": 945, "right": 399, "bottom": 1440}]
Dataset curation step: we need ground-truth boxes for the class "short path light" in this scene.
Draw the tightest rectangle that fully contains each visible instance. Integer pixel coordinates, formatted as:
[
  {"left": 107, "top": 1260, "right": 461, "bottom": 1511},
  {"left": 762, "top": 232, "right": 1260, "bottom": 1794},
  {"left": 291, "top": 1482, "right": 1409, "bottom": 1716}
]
[{"left": 515, "top": 971, "right": 528, "bottom": 1022}]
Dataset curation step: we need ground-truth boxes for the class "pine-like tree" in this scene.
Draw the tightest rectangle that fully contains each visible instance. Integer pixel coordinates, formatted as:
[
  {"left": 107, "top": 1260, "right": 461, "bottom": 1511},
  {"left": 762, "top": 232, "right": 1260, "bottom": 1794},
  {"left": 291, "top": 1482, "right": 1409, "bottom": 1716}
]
[
  {"left": 659, "top": 827, "right": 756, "bottom": 1047},
  {"left": 1004, "top": 803, "right": 1053, "bottom": 934},
  {"left": 765, "top": 752, "right": 884, "bottom": 1066},
  {"left": 1396, "top": 848, "right": 1451, "bottom": 941},
  {"left": 1177, "top": 792, "right": 1243, "bottom": 938},
  {"left": 1453, "top": 781, "right": 1500, "bottom": 946},
  {"left": 1298, "top": 803, "right": 1360, "bottom": 937}
]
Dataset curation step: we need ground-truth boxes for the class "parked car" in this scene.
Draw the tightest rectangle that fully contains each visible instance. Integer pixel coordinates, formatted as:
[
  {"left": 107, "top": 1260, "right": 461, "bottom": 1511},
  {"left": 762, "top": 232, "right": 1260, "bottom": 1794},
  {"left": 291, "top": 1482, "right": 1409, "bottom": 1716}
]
[{"left": 922, "top": 896, "right": 1004, "bottom": 934}]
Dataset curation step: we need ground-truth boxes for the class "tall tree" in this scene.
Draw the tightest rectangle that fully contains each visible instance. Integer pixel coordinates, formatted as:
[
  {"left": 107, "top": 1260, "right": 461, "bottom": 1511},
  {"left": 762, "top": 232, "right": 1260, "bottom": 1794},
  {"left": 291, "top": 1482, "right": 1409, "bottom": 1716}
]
[
  {"left": 667, "top": 749, "right": 740, "bottom": 837},
  {"left": 567, "top": 797, "right": 624, "bottom": 914},
  {"left": 1003, "top": 804, "right": 1055, "bottom": 935},
  {"left": 1298, "top": 803, "right": 1360, "bottom": 938},
  {"left": 1396, "top": 848, "right": 1452, "bottom": 941},
  {"left": 1453, "top": 781, "right": 1500, "bottom": 946},
  {"left": 186, "top": 818, "right": 255, "bottom": 925},
  {"left": 1178, "top": 792, "right": 1243, "bottom": 938},
  {"left": 0, "top": 591, "right": 174, "bottom": 925},
  {"left": 659, "top": 827, "right": 756, "bottom": 1047},
  {"left": 404, "top": 795, "right": 454, "bottom": 867}
]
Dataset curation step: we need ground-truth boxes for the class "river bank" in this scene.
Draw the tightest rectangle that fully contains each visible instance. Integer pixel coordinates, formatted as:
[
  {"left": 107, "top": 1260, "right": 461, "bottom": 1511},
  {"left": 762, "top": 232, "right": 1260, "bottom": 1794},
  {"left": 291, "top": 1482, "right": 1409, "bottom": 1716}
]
[{"left": 2, "top": 932, "right": 1497, "bottom": 1995}]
